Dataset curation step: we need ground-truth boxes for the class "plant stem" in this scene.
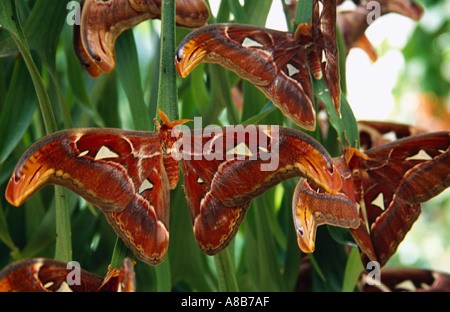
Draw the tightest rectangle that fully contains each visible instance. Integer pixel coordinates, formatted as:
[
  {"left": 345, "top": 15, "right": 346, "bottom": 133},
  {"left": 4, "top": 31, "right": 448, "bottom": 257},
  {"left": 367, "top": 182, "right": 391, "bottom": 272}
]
[
  {"left": 152, "top": 0, "right": 177, "bottom": 290},
  {"left": 157, "top": 0, "right": 178, "bottom": 121},
  {"left": 110, "top": 238, "right": 132, "bottom": 269},
  {"left": 214, "top": 249, "right": 239, "bottom": 292},
  {"left": 295, "top": 0, "right": 313, "bottom": 27},
  {"left": 54, "top": 187, "right": 72, "bottom": 262}
]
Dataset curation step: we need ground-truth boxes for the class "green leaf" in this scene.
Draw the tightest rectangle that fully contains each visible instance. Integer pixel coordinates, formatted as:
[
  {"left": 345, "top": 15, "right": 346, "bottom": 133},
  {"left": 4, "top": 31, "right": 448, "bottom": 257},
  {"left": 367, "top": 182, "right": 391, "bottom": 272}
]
[
  {"left": 250, "top": 197, "right": 283, "bottom": 291},
  {"left": 116, "top": 30, "right": 152, "bottom": 131},
  {"left": 0, "top": 0, "right": 24, "bottom": 39},
  {"left": 279, "top": 180, "right": 302, "bottom": 291},
  {"left": 0, "top": 56, "right": 36, "bottom": 164},
  {"left": 23, "top": 0, "right": 67, "bottom": 73},
  {"left": 0, "top": 0, "right": 57, "bottom": 133},
  {"left": 342, "top": 247, "right": 364, "bottom": 292},
  {"left": 241, "top": 102, "right": 277, "bottom": 125},
  {"left": 227, "top": 0, "right": 248, "bottom": 23},
  {"left": 0, "top": 202, "right": 17, "bottom": 251},
  {"left": 62, "top": 24, "right": 105, "bottom": 127},
  {"left": 155, "top": 256, "right": 172, "bottom": 291},
  {"left": 314, "top": 79, "right": 359, "bottom": 149},
  {"left": 311, "top": 227, "right": 349, "bottom": 291},
  {"left": 295, "top": 0, "right": 313, "bottom": 27},
  {"left": 241, "top": 82, "right": 268, "bottom": 123},
  {"left": 185, "top": 64, "right": 209, "bottom": 115},
  {"left": 54, "top": 186, "right": 72, "bottom": 262},
  {"left": 245, "top": 0, "right": 273, "bottom": 26},
  {"left": 208, "top": 64, "right": 239, "bottom": 125},
  {"left": 169, "top": 189, "right": 216, "bottom": 291},
  {"left": 214, "top": 249, "right": 239, "bottom": 292},
  {"left": 20, "top": 202, "right": 57, "bottom": 259},
  {"left": 90, "top": 72, "right": 120, "bottom": 128},
  {"left": 110, "top": 238, "right": 133, "bottom": 269}
]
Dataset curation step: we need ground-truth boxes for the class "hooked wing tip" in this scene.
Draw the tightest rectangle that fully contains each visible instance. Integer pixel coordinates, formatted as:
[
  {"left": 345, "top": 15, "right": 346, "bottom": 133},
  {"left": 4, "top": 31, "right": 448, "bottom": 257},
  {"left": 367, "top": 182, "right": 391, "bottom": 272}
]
[
  {"left": 174, "top": 42, "right": 208, "bottom": 78},
  {"left": 296, "top": 233, "right": 316, "bottom": 254},
  {"left": 5, "top": 164, "right": 55, "bottom": 207}
]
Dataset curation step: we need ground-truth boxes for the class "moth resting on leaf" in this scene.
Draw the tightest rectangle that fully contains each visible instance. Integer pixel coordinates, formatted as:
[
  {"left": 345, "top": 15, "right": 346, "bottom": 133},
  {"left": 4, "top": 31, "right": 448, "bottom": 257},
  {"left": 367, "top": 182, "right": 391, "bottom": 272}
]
[
  {"left": 5, "top": 111, "right": 345, "bottom": 266},
  {"left": 292, "top": 130, "right": 450, "bottom": 267},
  {"left": 175, "top": 11, "right": 341, "bottom": 131}
]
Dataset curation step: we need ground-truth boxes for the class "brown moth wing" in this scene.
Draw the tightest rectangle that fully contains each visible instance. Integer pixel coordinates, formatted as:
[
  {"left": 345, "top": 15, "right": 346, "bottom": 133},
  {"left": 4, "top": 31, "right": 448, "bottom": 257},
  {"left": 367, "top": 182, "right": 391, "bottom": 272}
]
[
  {"left": 176, "top": 124, "right": 343, "bottom": 254},
  {"left": 75, "top": 0, "right": 209, "bottom": 77},
  {"left": 345, "top": 131, "right": 450, "bottom": 266},
  {"left": 176, "top": 125, "right": 343, "bottom": 208},
  {"left": 292, "top": 178, "right": 360, "bottom": 254},
  {"left": 337, "top": 6, "right": 379, "bottom": 61},
  {"left": 357, "top": 120, "right": 425, "bottom": 151},
  {"left": 78, "top": 0, "right": 157, "bottom": 75},
  {"left": 0, "top": 258, "right": 104, "bottom": 292},
  {"left": 130, "top": 0, "right": 210, "bottom": 28},
  {"left": 378, "top": 0, "right": 423, "bottom": 20},
  {"left": 116, "top": 257, "right": 136, "bottom": 292},
  {"left": 5, "top": 128, "right": 171, "bottom": 265},
  {"left": 359, "top": 267, "right": 450, "bottom": 292},
  {"left": 312, "top": 0, "right": 341, "bottom": 115},
  {"left": 182, "top": 160, "right": 249, "bottom": 255},
  {"left": 0, "top": 258, "right": 135, "bottom": 292},
  {"left": 72, "top": 0, "right": 103, "bottom": 77},
  {"left": 175, "top": 23, "right": 316, "bottom": 131},
  {"left": 104, "top": 150, "right": 171, "bottom": 265},
  {"left": 97, "top": 257, "right": 136, "bottom": 292}
]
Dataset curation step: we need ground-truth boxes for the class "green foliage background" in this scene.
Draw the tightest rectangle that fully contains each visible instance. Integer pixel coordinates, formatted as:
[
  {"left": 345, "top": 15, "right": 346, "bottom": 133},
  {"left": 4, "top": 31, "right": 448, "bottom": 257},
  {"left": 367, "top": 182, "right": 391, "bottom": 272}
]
[{"left": 0, "top": 0, "right": 448, "bottom": 292}]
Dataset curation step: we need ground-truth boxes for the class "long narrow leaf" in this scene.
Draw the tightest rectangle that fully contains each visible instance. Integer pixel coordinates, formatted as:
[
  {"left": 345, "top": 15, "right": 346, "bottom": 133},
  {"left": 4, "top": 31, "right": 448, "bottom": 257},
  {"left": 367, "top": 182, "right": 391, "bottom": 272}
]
[
  {"left": 342, "top": 247, "right": 364, "bottom": 292},
  {"left": 116, "top": 30, "right": 152, "bottom": 131},
  {"left": 0, "top": 57, "right": 36, "bottom": 163},
  {"left": 214, "top": 250, "right": 239, "bottom": 292},
  {"left": 0, "top": 202, "right": 17, "bottom": 252}
]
